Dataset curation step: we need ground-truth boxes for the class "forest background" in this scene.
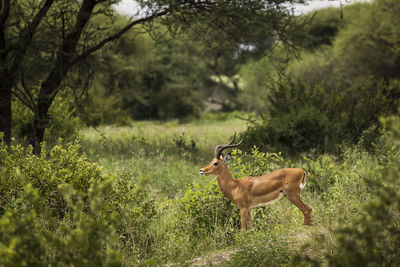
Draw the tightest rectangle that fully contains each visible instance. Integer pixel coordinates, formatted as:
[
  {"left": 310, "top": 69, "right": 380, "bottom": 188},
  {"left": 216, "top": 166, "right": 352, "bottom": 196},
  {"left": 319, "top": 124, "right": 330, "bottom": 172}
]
[{"left": 1, "top": 0, "right": 400, "bottom": 266}]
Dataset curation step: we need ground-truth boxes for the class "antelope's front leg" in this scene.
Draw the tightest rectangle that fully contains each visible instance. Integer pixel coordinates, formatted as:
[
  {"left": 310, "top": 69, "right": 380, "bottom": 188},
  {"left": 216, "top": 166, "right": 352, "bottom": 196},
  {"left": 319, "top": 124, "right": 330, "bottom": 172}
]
[
  {"left": 240, "top": 208, "right": 250, "bottom": 231},
  {"left": 247, "top": 209, "right": 253, "bottom": 230}
]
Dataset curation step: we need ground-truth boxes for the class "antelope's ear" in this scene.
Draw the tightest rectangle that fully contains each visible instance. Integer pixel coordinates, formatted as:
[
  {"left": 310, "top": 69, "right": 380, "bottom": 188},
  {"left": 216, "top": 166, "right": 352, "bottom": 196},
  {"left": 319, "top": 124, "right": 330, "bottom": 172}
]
[{"left": 223, "top": 154, "right": 231, "bottom": 164}]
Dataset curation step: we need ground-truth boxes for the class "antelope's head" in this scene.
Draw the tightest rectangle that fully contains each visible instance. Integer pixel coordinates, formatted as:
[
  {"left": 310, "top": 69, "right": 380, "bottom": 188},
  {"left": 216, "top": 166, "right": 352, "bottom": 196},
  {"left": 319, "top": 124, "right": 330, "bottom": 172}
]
[{"left": 199, "top": 133, "right": 245, "bottom": 176}]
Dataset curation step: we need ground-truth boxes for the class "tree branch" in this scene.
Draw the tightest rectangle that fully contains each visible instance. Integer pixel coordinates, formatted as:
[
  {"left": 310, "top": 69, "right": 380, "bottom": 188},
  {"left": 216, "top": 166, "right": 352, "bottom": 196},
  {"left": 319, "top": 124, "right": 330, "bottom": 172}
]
[
  {"left": 70, "top": 8, "right": 170, "bottom": 66},
  {"left": 0, "top": 0, "right": 10, "bottom": 27},
  {"left": 8, "top": 0, "right": 54, "bottom": 74},
  {"left": 12, "top": 85, "right": 35, "bottom": 110}
]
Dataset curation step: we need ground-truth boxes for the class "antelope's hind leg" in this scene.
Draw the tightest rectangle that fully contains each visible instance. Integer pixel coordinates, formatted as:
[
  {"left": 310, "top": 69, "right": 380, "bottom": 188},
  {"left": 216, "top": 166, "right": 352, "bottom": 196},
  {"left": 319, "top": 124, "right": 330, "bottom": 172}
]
[
  {"left": 240, "top": 208, "right": 251, "bottom": 231},
  {"left": 286, "top": 193, "right": 312, "bottom": 225}
]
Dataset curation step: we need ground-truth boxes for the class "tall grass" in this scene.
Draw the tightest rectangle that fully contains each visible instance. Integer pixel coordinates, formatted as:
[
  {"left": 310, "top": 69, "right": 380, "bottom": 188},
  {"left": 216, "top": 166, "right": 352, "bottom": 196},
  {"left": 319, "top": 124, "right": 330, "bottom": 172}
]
[
  {"left": 2, "top": 116, "right": 398, "bottom": 266},
  {"left": 79, "top": 118, "right": 247, "bottom": 197},
  {"left": 77, "top": 117, "right": 393, "bottom": 265}
]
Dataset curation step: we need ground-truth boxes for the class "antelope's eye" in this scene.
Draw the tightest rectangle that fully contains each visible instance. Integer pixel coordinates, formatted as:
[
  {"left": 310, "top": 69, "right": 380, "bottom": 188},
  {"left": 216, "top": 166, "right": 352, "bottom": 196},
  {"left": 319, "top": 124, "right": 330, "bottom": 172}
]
[{"left": 213, "top": 162, "right": 219, "bottom": 166}]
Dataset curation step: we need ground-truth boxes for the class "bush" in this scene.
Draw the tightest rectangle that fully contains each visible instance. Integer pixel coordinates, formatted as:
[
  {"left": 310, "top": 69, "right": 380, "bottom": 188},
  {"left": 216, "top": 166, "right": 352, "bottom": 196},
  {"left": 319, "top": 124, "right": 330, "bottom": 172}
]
[
  {"left": 109, "top": 173, "right": 157, "bottom": 260},
  {"left": 325, "top": 116, "right": 400, "bottom": 266},
  {"left": 245, "top": 106, "right": 331, "bottom": 154},
  {"left": 0, "top": 140, "right": 102, "bottom": 217},
  {"left": 178, "top": 181, "right": 240, "bottom": 237},
  {"left": 0, "top": 175, "right": 123, "bottom": 266},
  {"left": 230, "top": 146, "right": 285, "bottom": 177},
  {"left": 11, "top": 96, "right": 82, "bottom": 144},
  {"left": 44, "top": 180, "right": 123, "bottom": 266},
  {"left": 0, "top": 185, "right": 44, "bottom": 267},
  {"left": 0, "top": 138, "right": 159, "bottom": 265},
  {"left": 243, "top": 78, "right": 395, "bottom": 155},
  {"left": 294, "top": 115, "right": 400, "bottom": 266}
]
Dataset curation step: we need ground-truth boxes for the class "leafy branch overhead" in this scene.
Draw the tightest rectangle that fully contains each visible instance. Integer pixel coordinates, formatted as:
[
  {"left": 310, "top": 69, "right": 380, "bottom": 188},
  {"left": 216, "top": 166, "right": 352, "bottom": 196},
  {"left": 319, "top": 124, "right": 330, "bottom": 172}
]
[{"left": 0, "top": 0, "right": 306, "bottom": 153}]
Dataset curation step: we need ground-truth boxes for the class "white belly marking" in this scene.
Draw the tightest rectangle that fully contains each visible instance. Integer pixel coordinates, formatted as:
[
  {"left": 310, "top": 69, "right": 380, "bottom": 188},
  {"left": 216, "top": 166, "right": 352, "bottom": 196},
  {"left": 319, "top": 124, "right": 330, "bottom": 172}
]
[{"left": 254, "top": 192, "right": 284, "bottom": 208}]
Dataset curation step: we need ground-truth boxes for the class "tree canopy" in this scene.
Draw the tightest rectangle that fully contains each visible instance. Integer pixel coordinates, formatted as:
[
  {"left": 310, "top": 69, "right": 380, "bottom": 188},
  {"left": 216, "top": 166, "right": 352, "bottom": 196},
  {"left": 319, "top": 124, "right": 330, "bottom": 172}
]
[{"left": 0, "top": 0, "right": 306, "bottom": 153}]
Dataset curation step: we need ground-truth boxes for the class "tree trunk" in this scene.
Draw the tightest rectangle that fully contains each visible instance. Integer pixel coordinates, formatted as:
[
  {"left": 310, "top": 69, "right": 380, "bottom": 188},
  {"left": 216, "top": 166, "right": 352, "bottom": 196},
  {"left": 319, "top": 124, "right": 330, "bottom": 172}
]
[
  {"left": 0, "top": 0, "right": 54, "bottom": 146},
  {"left": 29, "top": 98, "right": 52, "bottom": 155},
  {"left": 29, "top": 0, "right": 97, "bottom": 154},
  {"left": 29, "top": 66, "right": 62, "bottom": 154},
  {"left": 0, "top": 80, "right": 12, "bottom": 145},
  {"left": 0, "top": 0, "right": 11, "bottom": 144}
]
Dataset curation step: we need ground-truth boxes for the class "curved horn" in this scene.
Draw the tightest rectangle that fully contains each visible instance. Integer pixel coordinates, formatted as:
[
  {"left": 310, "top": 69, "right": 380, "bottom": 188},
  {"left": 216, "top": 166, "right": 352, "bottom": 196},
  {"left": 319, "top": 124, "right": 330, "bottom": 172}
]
[
  {"left": 227, "top": 132, "right": 237, "bottom": 145},
  {"left": 214, "top": 133, "right": 245, "bottom": 159},
  {"left": 214, "top": 132, "right": 236, "bottom": 158}
]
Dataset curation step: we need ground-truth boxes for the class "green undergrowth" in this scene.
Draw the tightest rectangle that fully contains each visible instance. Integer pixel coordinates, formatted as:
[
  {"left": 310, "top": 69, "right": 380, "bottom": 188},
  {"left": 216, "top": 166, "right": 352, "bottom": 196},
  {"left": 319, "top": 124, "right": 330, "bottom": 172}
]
[
  {"left": 79, "top": 118, "right": 246, "bottom": 197},
  {"left": 1, "top": 117, "right": 399, "bottom": 265}
]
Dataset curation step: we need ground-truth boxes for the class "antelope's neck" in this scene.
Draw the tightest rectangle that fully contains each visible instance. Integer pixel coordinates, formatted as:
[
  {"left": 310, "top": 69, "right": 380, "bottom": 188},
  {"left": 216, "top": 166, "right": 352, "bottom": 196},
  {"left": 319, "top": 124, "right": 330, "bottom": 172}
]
[{"left": 217, "top": 165, "right": 237, "bottom": 200}]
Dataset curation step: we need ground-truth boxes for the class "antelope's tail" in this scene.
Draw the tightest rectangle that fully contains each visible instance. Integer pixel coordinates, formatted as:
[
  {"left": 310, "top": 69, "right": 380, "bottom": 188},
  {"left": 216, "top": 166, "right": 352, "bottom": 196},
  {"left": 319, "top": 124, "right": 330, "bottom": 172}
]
[{"left": 300, "top": 171, "right": 307, "bottom": 191}]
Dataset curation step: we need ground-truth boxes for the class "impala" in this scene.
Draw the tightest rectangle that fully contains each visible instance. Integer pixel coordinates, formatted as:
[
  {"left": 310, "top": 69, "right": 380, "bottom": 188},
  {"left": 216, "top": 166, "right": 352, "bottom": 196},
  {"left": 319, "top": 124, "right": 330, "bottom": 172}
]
[{"left": 199, "top": 133, "right": 312, "bottom": 231}]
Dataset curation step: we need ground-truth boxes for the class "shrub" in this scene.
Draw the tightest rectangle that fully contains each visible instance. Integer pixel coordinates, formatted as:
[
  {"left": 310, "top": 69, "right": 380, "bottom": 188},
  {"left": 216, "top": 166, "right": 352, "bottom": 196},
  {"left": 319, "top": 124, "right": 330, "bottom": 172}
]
[
  {"left": 295, "top": 115, "right": 400, "bottom": 266},
  {"left": 0, "top": 140, "right": 102, "bottom": 217},
  {"left": 0, "top": 138, "right": 158, "bottom": 265},
  {"left": 11, "top": 97, "right": 82, "bottom": 144},
  {"left": 0, "top": 178, "right": 123, "bottom": 266},
  {"left": 323, "top": 116, "right": 400, "bottom": 266},
  {"left": 243, "top": 78, "right": 395, "bottom": 155},
  {"left": 109, "top": 173, "right": 157, "bottom": 260},
  {"left": 44, "top": 97, "right": 83, "bottom": 144},
  {"left": 0, "top": 185, "right": 44, "bottom": 267},
  {"left": 178, "top": 181, "right": 240, "bottom": 237},
  {"left": 230, "top": 146, "right": 285, "bottom": 177},
  {"left": 327, "top": 169, "right": 400, "bottom": 266},
  {"left": 44, "top": 180, "right": 123, "bottom": 266},
  {"left": 302, "top": 154, "right": 340, "bottom": 195}
]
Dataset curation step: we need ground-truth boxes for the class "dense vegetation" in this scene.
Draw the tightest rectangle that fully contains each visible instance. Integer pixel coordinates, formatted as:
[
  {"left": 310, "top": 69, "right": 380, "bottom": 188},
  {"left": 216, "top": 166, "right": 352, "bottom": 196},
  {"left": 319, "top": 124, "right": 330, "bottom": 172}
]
[
  {"left": 1, "top": 0, "right": 400, "bottom": 265},
  {"left": 1, "top": 116, "right": 400, "bottom": 265},
  {"left": 241, "top": 0, "right": 400, "bottom": 154}
]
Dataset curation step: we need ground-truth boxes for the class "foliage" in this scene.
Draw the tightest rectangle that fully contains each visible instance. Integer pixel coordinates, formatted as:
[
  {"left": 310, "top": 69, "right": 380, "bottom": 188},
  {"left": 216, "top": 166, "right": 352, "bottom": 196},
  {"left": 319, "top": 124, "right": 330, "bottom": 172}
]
[
  {"left": 297, "top": 3, "right": 362, "bottom": 50},
  {"left": 286, "top": 0, "right": 400, "bottom": 105},
  {"left": 179, "top": 181, "right": 239, "bottom": 237},
  {"left": 326, "top": 167, "right": 400, "bottom": 266},
  {"left": 332, "top": 0, "right": 400, "bottom": 82},
  {"left": 296, "top": 116, "right": 400, "bottom": 266},
  {"left": 77, "top": 85, "right": 132, "bottom": 127},
  {"left": 238, "top": 0, "right": 400, "bottom": 156},
  {"left": 0, "top": 185, "right": 44, "bottom": 267},
  {"left": 325, "top": 116, "right": 400, "bottom": 266},
  {"left": 82, "top": 23, "right": 211, "bottom": 123},
  {"left": 4, "top": 0, "right": 400, "bottom": 264},
  {"left": 11, "top": 96, "right": 82, "bottom": 144},
  {"left": 238, "top": 56, "right": 276, "bottom": 114},
  {"left": 236, "top": 3, "right": 365, "bottom": 115},
  {"left": 243, "top": 78, "right": 394, "bottom": 154},
  {"left": 43, "top": 180, "right": 123, "bottom": 266},
  {"left": 287, "top": 0, "right": 400, "bottom": 87},
  {"left": 0, "top": 137, "right": 160, "bottom": 265},
  {"left": 1, "top": 0, "right": 307, "bottom": 150},
  {"left": 0, "top": 181, "right": 124, "bottom": 267},
  {"left": 109, "top": 173, "right": 157, "bottom": 260},
  {"left": 3, "top": 115, "right": 400, "bottom": 265},
  {"left": 0, "top": 140, "right": 102, "bottom": 217},
  {"left": 230, "top": 146, "right": 285, "bottom": 177}
]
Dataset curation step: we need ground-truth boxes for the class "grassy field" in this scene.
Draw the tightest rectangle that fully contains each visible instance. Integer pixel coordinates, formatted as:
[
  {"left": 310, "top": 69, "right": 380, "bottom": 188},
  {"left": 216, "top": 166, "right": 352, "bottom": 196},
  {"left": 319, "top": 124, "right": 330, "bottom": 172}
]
[
  {"left": 2, "top": 116, "right": 397, "bottom": 266},
  {"left": 75, "top": 117, "right": 391, "bottom": 266},
  {"left": 79, "top": 117, "right": 247, "bottom": 198}
]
